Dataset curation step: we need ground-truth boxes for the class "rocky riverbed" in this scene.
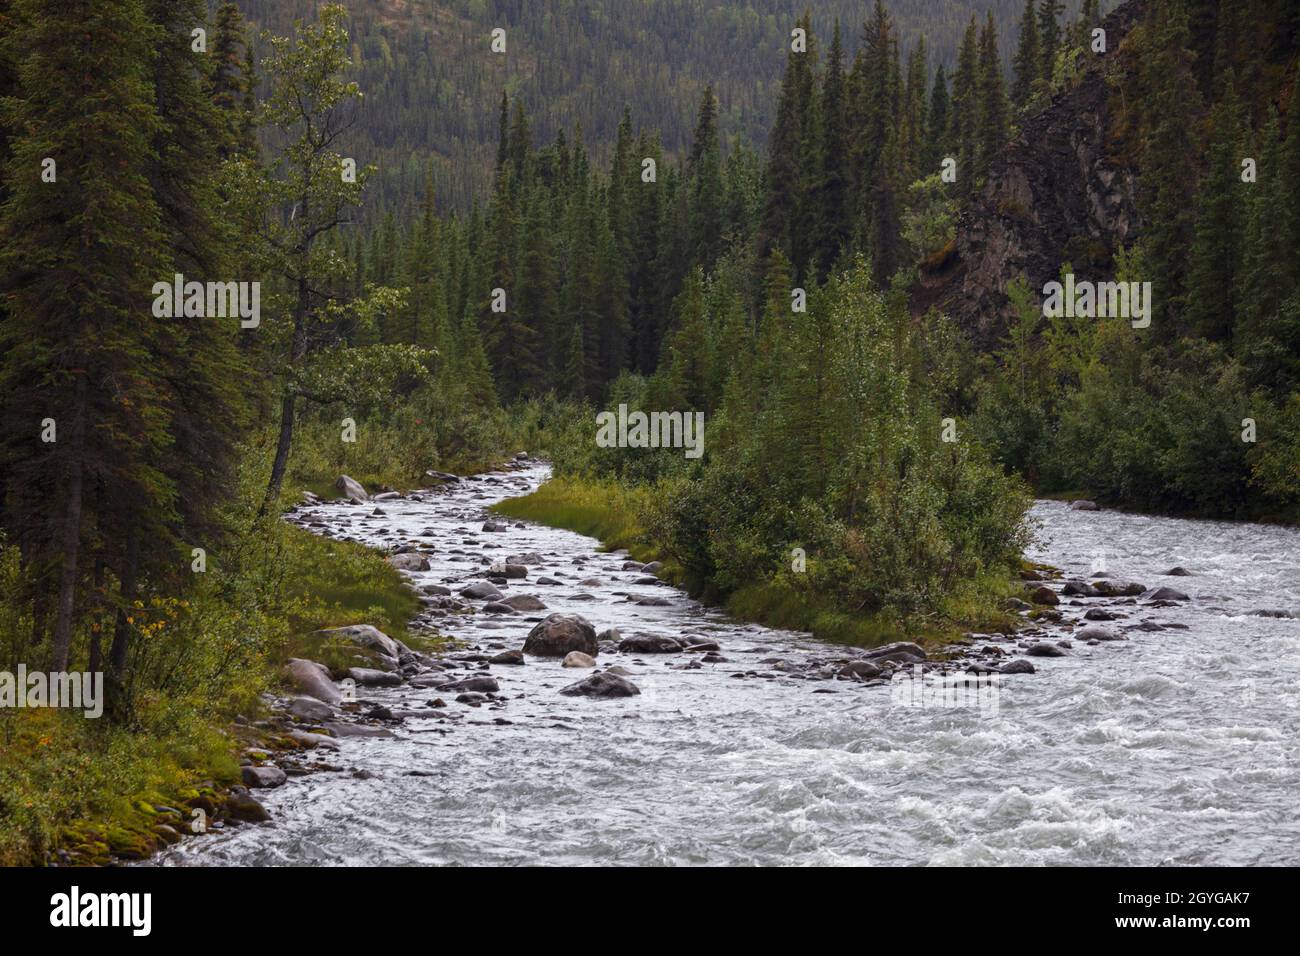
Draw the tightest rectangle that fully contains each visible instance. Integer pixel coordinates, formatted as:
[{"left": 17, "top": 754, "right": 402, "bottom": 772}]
[{"left": 152, "top": 462, "right": 1300, "bottom": 866}]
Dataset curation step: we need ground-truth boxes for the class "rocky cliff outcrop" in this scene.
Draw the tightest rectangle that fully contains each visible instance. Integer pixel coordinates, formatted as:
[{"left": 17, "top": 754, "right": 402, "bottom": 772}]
[{"left": 914, "top": 0, "right": 1148, "bottom": 350}]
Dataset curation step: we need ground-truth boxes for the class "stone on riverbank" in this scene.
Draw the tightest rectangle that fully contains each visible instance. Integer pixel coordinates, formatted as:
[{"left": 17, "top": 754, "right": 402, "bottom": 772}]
[
  {"left": 287, "top": 696, "right": 334, "bottom": 721},
  {"left": 241, "top": 765, "right": 288, "bottom": 789},
  {"left": 334, "top": 475, "right": 369, "bottom": 503},
  {"left": 1029, "top": 585, "right": 1059, "bottom": 605},
  {"left": 225, "top": 786, "right": 272, "bottom": 822},
  {"left": 348, "top": 667, "right": 402, "bottom": 687},
  {"left": 283, "top": 658, "right": 343, "bottom": 704}
]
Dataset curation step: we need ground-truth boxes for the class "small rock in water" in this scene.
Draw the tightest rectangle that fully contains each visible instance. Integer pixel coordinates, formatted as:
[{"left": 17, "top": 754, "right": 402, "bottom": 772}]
[
  {"left": 1144, "top": 586, "right": 1189, "bottom": 601},
  {"left": 562, "top": 651, "right": 597, "bottom": 668},
  {"left": 437, "top": 676, "right": 500, "bottom": 693},
  {"left": 1069, "top": 499, "right": 1100, "bottom": 511},
  {"left": 1074, "top": 625, "right": 1122, "bottom": 642},
  {"left": 838, "top": 661, "right": 883, "bottom": 680},
  {"left": 618, "top": 635, "right": 682, "bottom": 654},
  {"left": 1162, "top": 566, "right": 1192, "bottom": 576},
  {"left": 490, "top": 649, "right": 526, "bottom": 665},
  {"left": 1025, "top": 642, "right": 1067, "bottom": 657},
  {"left": 460, "top": 581, "right": 504, "bottom": 601},
  {"left": 559, "top": 672, "right": 641, "bottom": 698},
  {"left": 1000, "top": 659, "right": 1037, "bottom": 674}
]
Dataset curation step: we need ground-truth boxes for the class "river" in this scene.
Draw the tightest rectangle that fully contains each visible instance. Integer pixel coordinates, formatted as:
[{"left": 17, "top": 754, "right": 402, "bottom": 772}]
[{"left": 159, "top": 463, "right": 1300, "bottom": 866}]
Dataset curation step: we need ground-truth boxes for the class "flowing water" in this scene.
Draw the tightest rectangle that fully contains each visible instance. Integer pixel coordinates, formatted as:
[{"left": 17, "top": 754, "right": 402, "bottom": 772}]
[{"left": 160, "top": 464, "right": 1300, "bottom": 866}]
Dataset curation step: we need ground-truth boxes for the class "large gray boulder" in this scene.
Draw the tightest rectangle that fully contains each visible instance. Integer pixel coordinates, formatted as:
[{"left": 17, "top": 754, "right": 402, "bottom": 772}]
[
  {"left": 283, "top": 658, "right": 342, "bottom": 704},
  {"left": 523, "top": 613, "right": 598, "bottom": 657},
  {"left": 335, "top": 474, "right": 369, "bottom": 502},
  {"left": 311, "top": 624, "right": 403, "bottom": 661}
]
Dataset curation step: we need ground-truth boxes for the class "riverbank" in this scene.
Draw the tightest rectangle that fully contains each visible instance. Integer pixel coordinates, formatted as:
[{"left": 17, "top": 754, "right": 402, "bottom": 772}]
[{"left": 0, "top": 480, "right": 429, "bottom": 866}]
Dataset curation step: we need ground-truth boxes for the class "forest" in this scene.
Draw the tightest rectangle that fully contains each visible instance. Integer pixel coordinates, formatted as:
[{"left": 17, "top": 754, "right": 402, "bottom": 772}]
[{"left": 0, "top": 0, "right": 1297, "bottom": 866}]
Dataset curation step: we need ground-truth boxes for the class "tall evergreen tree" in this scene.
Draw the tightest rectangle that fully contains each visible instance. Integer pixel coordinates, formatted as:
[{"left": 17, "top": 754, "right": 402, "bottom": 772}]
[
  {"left": 951, "top": 16, "right": 981, "bottom": 193},
  {"left": 1012, "top": 0, "right": 1041, "bottom": 108},
  {"left": 975, "top": 13, "right": 1010, "bottom": 183},
  {"left": 1038, "top": 0, "right": 1064, "bottom": 85}
]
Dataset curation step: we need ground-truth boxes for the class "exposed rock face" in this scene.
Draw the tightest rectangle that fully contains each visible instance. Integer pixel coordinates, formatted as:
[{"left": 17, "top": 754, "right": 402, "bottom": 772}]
[{"left": 913, "top": 0, "right": 1147, "bottom": 349}]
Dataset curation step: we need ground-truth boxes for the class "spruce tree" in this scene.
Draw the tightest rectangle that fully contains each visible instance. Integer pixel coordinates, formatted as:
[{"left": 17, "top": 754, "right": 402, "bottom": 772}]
[
  {"left": 687, "top": 86, "right": 724, "bottom": 273},
  {"left": 976, "top": 13, "right": 1010, "bottom": 183},
  {"left": 814, "top": 21, "right": 852, "bottom": 278},
  {"left": 951, "top": 16, "right": 981, "bottom": 194},
  {"left": 1038, "top": 0, "right": 1064, "bottom": 85},
  {"left": 1012, "top": 0, "right": 1041, "bottom": 108},
  {"left": 924, "top": 64, "right": 950, "bottom": 174}
]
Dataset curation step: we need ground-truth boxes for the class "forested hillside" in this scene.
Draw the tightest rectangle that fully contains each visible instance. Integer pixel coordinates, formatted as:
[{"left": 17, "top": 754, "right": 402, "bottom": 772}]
[{"left": 234, "top": 0, "right": 1094, "bottom": 212}]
